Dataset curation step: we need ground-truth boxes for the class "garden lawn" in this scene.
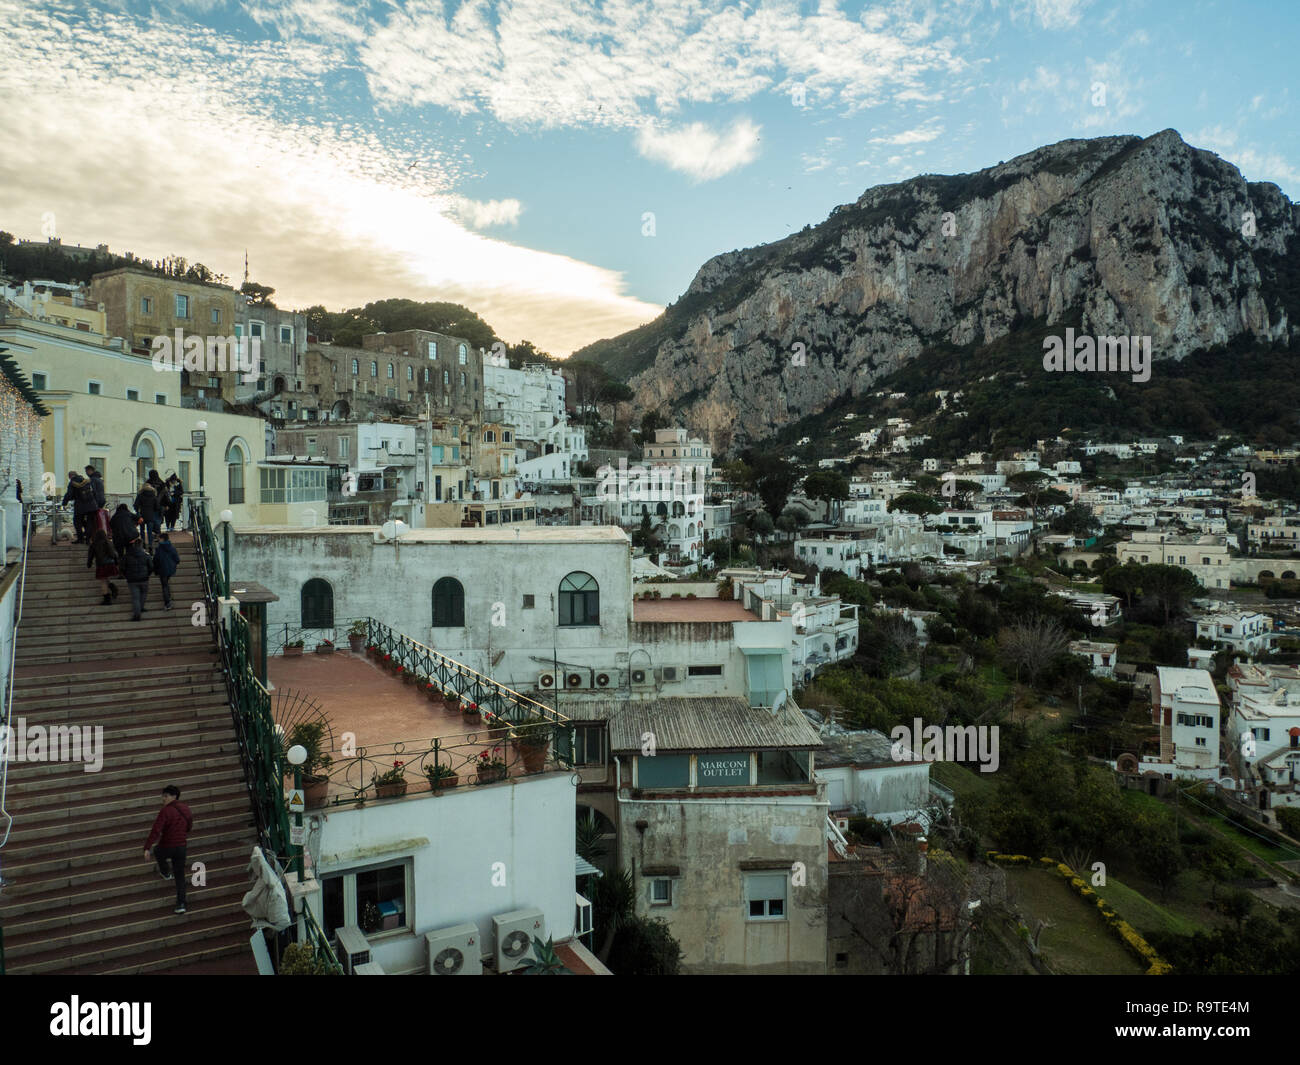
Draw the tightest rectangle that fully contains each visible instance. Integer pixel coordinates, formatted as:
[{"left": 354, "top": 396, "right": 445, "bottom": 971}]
[{"left": 1004, "top": 868, "right": 1146, "bottom": 975}]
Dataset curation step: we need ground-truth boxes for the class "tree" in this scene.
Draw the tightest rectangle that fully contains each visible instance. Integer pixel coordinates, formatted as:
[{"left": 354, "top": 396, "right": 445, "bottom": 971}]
[
  {"left": 1142, "top": 564, "right": 1202, "bottom": 623},
  {"left": 240, "top": 280, "right": 276, "bottom": 306},
  {"left": 777, "top": 506, "right": 810, "bottom": 535},
  {"left": 889, "top": 492, "right": 942, "bottom": 517},
  {"left": 747, "top": 509, "right": 775, "bottom": 538},
  {"left": 743, "top": 451, "right": 798, "bottom": 519},
  {"left": 997, "top": 614, "right": 1070, "bottom": 686},
  {"left": 1051, "top": 503, "right": 1101, "bottom": 540},
  {"left": 639, "top": 409, "right": 665, "bottom": 439},
  {"left": 803, "top": 469, "right": 850, "bottom": 519}
]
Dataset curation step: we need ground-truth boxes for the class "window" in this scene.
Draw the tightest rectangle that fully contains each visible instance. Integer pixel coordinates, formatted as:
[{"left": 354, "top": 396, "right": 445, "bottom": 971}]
[
  {"left": 559, "top": 574, "right": 598, "bottom": 624},
  {"left": 178, "top": 461, "right": 190, "bottom": 488},
  {"left": 745, "top": 873, "right": 787, "bottom": 920},
  {"left": 175, "top": 294, "right": 189, "bottom": 318},
  {"left": 340, "top": 437, "right": 350, "bottom": 459},
  {"left": 406, "top": 365, "right": 414, "bottom": 381},
  {"left": 387, "top": 363, "right": 394, "bottom": 379},
  {"left": 126, "top": 388, "right": 139, "bottom": 401},
  {"left": 155, "top": 393, "right": 167, "bottom": 404},
  {"left": 650, "top": 878, "right": 673, "bottom": 906},
  {"left": 321, "top": 861, "right": 410, "bottom": 941},
  {"left": 428, "top": 341, "right": 438, "bottom": 359},
  {"left": 574, "top": 725, "right": 605, "bottom": 767},
  {"left": 432, "top": 577, "right": 465, "bottom": 627},
  {"left": 458, "top": 343, "right": 467, "bottom": 364},
  {"left": 31, "top": 372, "right": 47, "bottom": 390},
  {"left": 443, "top": 370, "right": 450, "bottom": 387},
  {"left": 301, "top": 578, "right": 334, "bottom": 628},
  {"left": 250, "top": 321, "right": 263, "bottom": 339},
  {"left": 88, "top": 381, "right": 101, "bottom": 395},
  {"left": 352, "top": 359, "right": 359, "bottom": 375},
  {"left": 484, "top": 430, "right": 496, "bottom": 443},
  {"left": 522, "top": 594, "right": 535, "bottom": 609},
  {"left": 211, "top": 308, "right": 222, "bottom": 325},
  {"left": 140, "top": 297, "right": 152, "bottom": 315},
  {"left": 226, "top": 444, "right": 245, "bottom": 503},
  {"left": 259, "top": 466, "right": 327, "bottom": 503},
  {"left": 280, "top": 325, "right": 293, "bottom": 344},
  {"left": 460, "top": 372, "right": 466, "bottom": 389},
  {"left": 423, "top": 367, "right": 430, "bottom": 383},
  {"left": 688, "top": 665, "right": 723, "bottom": 676},
  {"left": 637, "top": 754, "right": 690, "bottom": 787}
]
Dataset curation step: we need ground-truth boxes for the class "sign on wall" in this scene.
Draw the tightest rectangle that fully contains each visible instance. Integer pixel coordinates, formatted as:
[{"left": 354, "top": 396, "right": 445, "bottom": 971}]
[{"left": 696, "top": 754, "right": 750, "bottom": 786}]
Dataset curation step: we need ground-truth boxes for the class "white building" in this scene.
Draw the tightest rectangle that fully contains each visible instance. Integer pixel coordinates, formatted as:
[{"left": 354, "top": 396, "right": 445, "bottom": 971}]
[
  {"left": 1195, "top": 609, "right": 1274, "bottom": 656},
  {"left": 1068, "top": 640, "right": 1118, "bottom": 678},
  {"left": 1147, "top": 667, "right": 1221, "bottom": 780}
]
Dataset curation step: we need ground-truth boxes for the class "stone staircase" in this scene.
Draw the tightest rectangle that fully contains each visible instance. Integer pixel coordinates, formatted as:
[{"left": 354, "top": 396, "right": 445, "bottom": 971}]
[{"left": 0, "top": 530, "right": 260, "bottom": 974}]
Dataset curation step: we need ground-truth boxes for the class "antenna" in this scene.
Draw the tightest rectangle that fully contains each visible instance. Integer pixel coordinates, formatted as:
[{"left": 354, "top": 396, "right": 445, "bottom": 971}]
[{"left": 243, "top": 250, "right": 249, "bottom": 285}]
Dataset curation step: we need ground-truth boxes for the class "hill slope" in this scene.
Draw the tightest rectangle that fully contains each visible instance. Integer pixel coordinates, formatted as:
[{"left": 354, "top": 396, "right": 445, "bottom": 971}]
[{"left": 576, "top": 130, "right": 1299, "bottom": 450}]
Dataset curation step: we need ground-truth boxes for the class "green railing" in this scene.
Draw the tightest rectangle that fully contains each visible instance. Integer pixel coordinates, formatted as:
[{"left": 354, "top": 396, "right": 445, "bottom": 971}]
[
  {"left": 363, "top": 616, "right": 571, "bottom": 738},
  {"left": 190, "top": 498, "right": 229, "bottom": 599},
  {"left": 299, "top": 896, "right": 345, "bottom": 975}
]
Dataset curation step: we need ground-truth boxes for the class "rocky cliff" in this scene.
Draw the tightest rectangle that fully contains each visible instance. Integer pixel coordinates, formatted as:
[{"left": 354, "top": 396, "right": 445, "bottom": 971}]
[{"left": 577, "top": 130, "right": 1299, "bottom": 450}]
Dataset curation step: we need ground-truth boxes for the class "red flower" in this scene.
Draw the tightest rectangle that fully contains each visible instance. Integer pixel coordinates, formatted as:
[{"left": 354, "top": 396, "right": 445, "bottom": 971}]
[
  {"left": 394, "top": 760, "right": 404, "bottom": 769},
  {"left": 383, "top": 653, "right": 391, "bottom": 660},
  {"left": 467, "top": 702, "right": 478, "bottom": 711}
]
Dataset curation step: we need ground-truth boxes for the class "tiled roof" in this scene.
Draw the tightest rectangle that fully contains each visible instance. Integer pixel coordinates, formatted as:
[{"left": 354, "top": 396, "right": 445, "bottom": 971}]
[{"left": 569, "top": 696, "right": 823, "bottom": 752}]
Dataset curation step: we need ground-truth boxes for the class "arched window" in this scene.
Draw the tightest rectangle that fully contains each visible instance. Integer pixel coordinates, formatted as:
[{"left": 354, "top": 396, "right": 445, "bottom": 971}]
[
  {"left": 559, "top": 572, "right": 599, "bottom": 627},
  {"left": 387, "top": 362, "right": 394, "bottom": 379},
  {"left": 406, "top": 365, "right": 414, "bottom": 381},
  {"left": 226, "top": 442, "right": 246, "bottom": 504},
  {"left": 301, "top": 578, "right": 334, "bottom": 628},
  {"left": 458, "top": 343, "right": 468, "bottom": 365},
  {"left": 134, "top": 438, "right": 154, "bottom": 488},
  {"left": 351, "top": 359, "right": 359, "bottom": 375},
  {"left": 370, "top": 361, "right": 378, "bottom": 377},
  {"left": 432, "top": 577, "right": 464, "bottom": 627}
]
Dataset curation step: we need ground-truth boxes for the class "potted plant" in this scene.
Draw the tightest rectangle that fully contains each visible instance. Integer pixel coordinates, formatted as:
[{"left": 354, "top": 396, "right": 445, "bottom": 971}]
[
  {"left": 444, "top": 691, "right": 462, "bottom": 715},
  {"left": 366, "top": 643, "right": 381, "bottom": 660},
  {"left": 279, "top": 942, "right": 340, "bottom": 975},
  {"left": 424, "top": 680, "right": 442, "bottom": 703},
  {"left": 347, "top": 620, "right": 367, "bottom": 653},
  {"left": 476, "top": 747, "right": 508, "bottom": 784},
  {"left": 398, "top": 664, "right": 415, "bottom": 685},
  {"left": 315, "top": 639, "right": 334, "bottom": 655},
  {"left": 424, "top": 762, "right": 459, "bottom": 792},
  {"left": 461, "top": 701, "right": 482, "bottom": 726},
  {"left": 372, "top": 760, "right": 408, "bottom": 798},
  {"left": 287, "top": 721, "right": 333, "bottom": 808},
  {"left": 511, "top": 716, "right": 552, "bottom": 773},
  {"left": 283, "top": 639, "right": 304, "bottom": 658},
  {"left": 485, "top": 711, "right": 511, "bottom": 740}
]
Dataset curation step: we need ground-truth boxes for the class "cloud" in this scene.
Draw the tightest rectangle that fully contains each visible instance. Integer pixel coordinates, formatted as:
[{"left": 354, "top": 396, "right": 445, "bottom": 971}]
[
  {"left": 1191, "top": 126, "right": 1300, "bottom": 188},
  {"left": 870, "top": 122, "right": 944, "bottom": 145},
  {"left": 635, "top": 119, "right": 762, "bottom": 181},
  {"left": 446, "top": 196, "right": 523, "bottom": 228},
  {"left": 1014, "top": 0, "right": 1090, "bottom": 30}
]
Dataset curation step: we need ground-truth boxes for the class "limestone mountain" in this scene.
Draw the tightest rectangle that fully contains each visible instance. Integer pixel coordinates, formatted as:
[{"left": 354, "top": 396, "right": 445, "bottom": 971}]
[{"left": 576, "top": 129, "right": 1299, "bottom": 451}]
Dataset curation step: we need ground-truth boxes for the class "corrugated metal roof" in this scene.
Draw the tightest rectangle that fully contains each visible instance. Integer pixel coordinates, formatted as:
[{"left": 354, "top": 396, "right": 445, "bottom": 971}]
[{"left": 570, "top": 696, "right": 823, "bottom": 752}]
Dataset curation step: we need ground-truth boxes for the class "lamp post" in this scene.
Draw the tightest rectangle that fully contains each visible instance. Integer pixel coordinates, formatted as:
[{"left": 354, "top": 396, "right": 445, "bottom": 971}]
[
  {"left": 286, "top": 743, "right": 307, "bottom": 880},
  {"left": 219, "top": 508, "right": 233, "bottom": 595},
  {"left": 195, "top": 419, "right": 208, "bottom": 505}
]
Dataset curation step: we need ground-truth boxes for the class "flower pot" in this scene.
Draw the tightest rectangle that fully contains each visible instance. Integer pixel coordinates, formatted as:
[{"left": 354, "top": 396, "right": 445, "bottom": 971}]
[
  {"left": 375, "top": 782, "right": 408, "bottom": 799},
  {"left": 315, "top": 645, "right": 334, "bottom": 655},
  {"left": 444, "top": 699, "right": 462, "bottom": 715},
  {"left": 486, "top": 720, "right": 510, "bottom": 740},
  {"left": 477, "top": 765, "right": 507, "bottom": 784},
  {"left": 304, "top": 777, "right": 330, "bottom": 808},
  {"left": 348, "top": 635, "right": 365, "bottom": 653},
  {"left": 426, "top": 771, "right": 459, "bottom": 792},
  {"left": 462, "top": 711, "right": 482, "bottom": 727},
  {"left": 401, "top": 672, "right": 416, "bottom": 685},
  {"left": 513, "top": 739, "right": 550, "bottom": 773},
  {"left": 283, "top": 646, "right": 303, "bottom": 658},
  {"left": 425, "top": 686, "right": 442, "bottom": 702}
]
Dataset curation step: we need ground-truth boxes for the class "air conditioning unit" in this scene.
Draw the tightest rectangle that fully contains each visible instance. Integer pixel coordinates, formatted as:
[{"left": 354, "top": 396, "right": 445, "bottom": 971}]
[
  {"left": 834, "top": 816, "right": 850, "bottom": 833},
  {"left": 630, "top": 668, "right": 653, "bottom": 689},
  {"left": 537, "top": 671, "right": 559, "bottom": 690},
  {"left": 575, "top": 893, "right": 593, "bottom": 940},
  {"left": 564, "top": 669, "right": 591, "bottom": 690},
  {"left": 334, "top": 925, "right": 372, "bottom": 975},
  {"left": 493, "top": 908, "right": 546, "bottom": 973},
  {"left": 425, "top": 922, "right": 482, "bottom": 976},
  {"left": 658, "top": 666, "right": 679, "bottom": 683},
  {"left": 593, "top": 671, "right": 613, "bottom": 690}
]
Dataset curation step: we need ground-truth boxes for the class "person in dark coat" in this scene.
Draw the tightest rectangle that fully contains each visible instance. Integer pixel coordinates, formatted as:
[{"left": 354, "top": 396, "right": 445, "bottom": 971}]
[
  {"left": 122, "top": 536, "right": 153, "bottom": 621},
  {"left": 62, "top": 470, "right": 97, "bottom": 544},
  {"left": 87, "top": 529, "right": 119, "bottom": 604},
  {"left": 85, "top": 465, "right": 106, "bottom": 509},
  {"left": 144, "top": 785, "right": 193, "bottom": 914},
  {"left": 110, "top": 503, "right": 137, "bottom": 560},
  {"left": 153, "top": 532, "right": 180, "bottom": 609},
  {"left": 164, "top": 473, "right": 183, "bottom": 531},
  {"left": 134, "top": 478, "right": 160, "bottom": 549}
]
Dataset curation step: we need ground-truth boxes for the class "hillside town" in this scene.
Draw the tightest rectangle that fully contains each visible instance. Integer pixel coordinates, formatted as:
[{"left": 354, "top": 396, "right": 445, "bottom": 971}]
[{"left": 2, "top": 257, "right": 1299, "bottom": 979}]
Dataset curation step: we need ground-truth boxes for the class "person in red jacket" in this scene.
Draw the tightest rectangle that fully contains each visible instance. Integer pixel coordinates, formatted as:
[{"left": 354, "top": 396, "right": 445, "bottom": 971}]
[{"left": 144, "top": 785, "right": 193, "bottom": 913}]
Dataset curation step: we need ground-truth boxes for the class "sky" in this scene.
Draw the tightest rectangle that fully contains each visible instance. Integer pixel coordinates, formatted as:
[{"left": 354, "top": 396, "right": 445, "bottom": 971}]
[{"left": 1, "top": 0, "right": 1296, "bottom": 356}]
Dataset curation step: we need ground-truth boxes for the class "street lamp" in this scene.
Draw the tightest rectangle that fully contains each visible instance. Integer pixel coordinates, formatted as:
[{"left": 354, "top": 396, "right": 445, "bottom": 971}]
[
  {"left": 220, "top": 508, "right": 233, "bottom": 595},
  {"left": 195, "top": 419, "right": 208, "bottom": 502},
  {"left": 286, "top": 743, "right": 307, "bottom": 880}
]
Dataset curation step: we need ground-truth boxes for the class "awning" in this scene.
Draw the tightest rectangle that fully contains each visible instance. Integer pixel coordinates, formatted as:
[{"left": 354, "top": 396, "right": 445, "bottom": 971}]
[{"left": 576, "top": 855, "right": 603, "bottom": 878}]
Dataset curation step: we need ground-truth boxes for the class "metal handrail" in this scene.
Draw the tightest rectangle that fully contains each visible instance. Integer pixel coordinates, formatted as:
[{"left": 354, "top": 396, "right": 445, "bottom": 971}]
[
  {"left": 0, "top": 505, "right": 34, "bottom": 852},
  {"left": 298, "top": 899, "right": 344, "bottom": 974}
]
